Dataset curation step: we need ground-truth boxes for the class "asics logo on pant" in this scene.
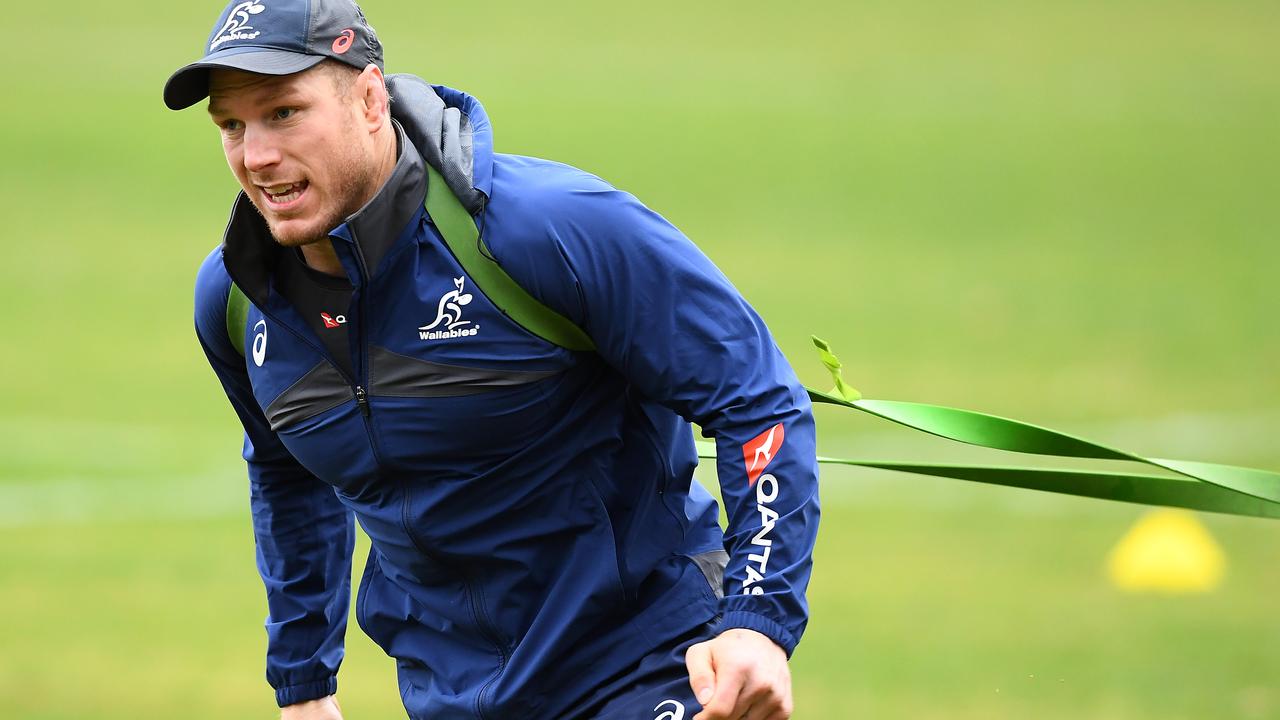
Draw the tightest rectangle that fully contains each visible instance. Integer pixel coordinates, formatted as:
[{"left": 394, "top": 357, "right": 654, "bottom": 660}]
[{"left": 654, "top": 699, "right": 686, "bottom": 720}]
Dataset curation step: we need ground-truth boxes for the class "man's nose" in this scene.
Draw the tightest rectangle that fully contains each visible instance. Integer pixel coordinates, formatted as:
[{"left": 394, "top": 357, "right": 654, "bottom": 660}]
[{"left": 242, "top": 125, "right": 282, "bottom": 173}]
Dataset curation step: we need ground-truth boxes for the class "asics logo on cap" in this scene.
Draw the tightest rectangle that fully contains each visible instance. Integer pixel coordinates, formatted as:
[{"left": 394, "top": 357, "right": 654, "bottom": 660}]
[
  {"left": 210, "top": 1, "right": 266, "bottom": 50},
  {"left": 332, "top": 28, "right": 355, "bottom": 54}
]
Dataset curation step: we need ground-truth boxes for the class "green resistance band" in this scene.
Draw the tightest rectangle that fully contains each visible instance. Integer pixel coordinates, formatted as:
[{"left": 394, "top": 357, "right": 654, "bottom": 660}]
[
  {"left": 698, "top": 337, "right": 1280, "bottom": 520},
  {"left": 233, "top": 165, "right": 1279, "bottom": 518}
]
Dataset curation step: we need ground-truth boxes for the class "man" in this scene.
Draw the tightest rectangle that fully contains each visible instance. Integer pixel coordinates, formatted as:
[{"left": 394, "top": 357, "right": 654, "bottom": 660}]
[{"left": 166, "top": 1, "right": 819, "bottom": 718}]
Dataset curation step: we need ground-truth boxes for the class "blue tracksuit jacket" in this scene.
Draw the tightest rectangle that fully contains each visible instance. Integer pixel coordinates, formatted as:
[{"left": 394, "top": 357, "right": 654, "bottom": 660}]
[{"left": 193, "top": 75, "right": 819, "bottom": 720}]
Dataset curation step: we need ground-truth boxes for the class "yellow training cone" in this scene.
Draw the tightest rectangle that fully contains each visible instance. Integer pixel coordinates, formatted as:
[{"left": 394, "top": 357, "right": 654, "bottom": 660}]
[{"left": 1106, "top": 509, "right": 1226, "bottom": 593}]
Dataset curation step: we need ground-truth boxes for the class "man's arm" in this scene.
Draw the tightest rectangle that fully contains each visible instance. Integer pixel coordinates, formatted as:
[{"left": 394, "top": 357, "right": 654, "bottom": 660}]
[
  {"left": 194, "top": 250, "right": 355, "bottom": 711},
  {"left": 493, "top": 170, "right": 819, "bottom": 718}
]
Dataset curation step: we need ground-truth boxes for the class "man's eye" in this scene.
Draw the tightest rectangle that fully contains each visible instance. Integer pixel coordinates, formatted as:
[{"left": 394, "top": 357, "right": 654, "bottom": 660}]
[
  {"left": 274, "top": 108, "right": 296, "bottom": 121},
  {"left": 220, "top": 119, "right": 242, "bottom": 132}
]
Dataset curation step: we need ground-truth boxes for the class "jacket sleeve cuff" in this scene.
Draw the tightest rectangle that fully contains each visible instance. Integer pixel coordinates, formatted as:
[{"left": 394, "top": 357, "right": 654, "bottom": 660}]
[
  {"left": 713, "top": 611, "right": 799, "bottom": 658},
  {"left": 274, "top": 676, "right": 338, "bottom": 708}
]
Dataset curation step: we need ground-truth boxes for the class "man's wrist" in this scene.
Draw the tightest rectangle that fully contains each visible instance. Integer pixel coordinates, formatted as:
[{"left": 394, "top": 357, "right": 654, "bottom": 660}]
[
  {"left": 713, "top": 610, "right": 798, "bottom": 657},
  {"left": 281, "top": 695, "right": 342, "bottom": 720},
  {"left": 275, "top": 676, "right": 339, "bottom": 708}
]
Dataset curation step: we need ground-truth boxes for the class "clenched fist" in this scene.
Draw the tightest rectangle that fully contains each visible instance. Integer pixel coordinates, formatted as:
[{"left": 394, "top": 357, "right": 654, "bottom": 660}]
[{"left": 685, "top": 628, "right": 793, "bottom": 720}]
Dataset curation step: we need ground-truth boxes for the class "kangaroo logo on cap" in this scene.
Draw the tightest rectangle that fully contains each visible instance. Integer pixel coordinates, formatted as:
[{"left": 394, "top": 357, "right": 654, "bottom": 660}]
[{"left": 211, "top": 1, "right": 266, "bottom": 50}]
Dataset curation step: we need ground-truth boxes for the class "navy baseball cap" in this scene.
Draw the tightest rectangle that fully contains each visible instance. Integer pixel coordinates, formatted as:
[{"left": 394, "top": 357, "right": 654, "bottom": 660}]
[{"left": 164, "top": 0, "right": 383, "bottom": 110}]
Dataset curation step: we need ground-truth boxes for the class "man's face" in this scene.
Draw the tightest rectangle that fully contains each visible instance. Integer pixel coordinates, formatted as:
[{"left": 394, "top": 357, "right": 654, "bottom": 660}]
[{"left": 208, "top": 65, "right": 377, "bottom": 247}]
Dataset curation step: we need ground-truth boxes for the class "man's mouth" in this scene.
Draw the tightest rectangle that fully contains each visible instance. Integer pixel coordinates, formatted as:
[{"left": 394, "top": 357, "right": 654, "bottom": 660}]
[{"left": 260, "top": 181, "right": 309, "bottom": 208}]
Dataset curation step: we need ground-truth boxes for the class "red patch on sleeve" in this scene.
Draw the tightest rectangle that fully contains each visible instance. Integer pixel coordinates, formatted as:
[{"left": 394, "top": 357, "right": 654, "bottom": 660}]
[{"left": 742, "top": 423, "right": 785, "bottom": 487}]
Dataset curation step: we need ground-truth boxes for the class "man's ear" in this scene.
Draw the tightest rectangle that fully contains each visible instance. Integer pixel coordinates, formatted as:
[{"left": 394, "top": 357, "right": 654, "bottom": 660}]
[{"left": 356, "top": 64, "right": 389, "bottom": 131}]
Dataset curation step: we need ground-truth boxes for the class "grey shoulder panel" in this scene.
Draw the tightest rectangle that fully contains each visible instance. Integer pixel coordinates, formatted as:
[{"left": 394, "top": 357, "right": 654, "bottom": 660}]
[
  {"left": 264, "top": 362, "right": 353, "bottom": 431},
  {"left": 263, "top": 348, "right": 561, "bottom": 431},
  {"left": 369, "top": 346, "right": 558, "bottom": 398},
  {"left": 689, "top": 549, "right": 729, "bottom": 600}
]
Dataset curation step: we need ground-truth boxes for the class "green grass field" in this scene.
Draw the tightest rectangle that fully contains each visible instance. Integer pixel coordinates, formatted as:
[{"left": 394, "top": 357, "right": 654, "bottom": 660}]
[{"left": 1, "top": 1, "right": 1277, "bottom": 717}]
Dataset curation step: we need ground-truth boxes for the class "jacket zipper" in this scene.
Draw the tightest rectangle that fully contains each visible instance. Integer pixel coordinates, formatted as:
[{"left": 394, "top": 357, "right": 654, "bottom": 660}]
[
  {"left": 257, "top": 308, "right": 372, "bottom": 423},
  {"left": 345, "top": 229, "right": 507, "bottom": 718},
  {"left": 343, "top": 233, "right": 386, "bottom": 470}
]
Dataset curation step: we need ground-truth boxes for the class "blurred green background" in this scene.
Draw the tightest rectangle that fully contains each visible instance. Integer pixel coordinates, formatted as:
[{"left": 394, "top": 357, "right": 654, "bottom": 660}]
[{"left": 1, "top": 0, "right": 1277, "bottom": 718}]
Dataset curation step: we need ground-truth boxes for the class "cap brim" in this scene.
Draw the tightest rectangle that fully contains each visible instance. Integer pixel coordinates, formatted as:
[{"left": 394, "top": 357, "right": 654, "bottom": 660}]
[{"left": 163, "top": 49, "right": 326, "bottom": 110}]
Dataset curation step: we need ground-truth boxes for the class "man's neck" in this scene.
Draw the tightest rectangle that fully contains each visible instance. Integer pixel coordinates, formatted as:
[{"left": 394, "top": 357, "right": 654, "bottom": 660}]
[
  {"left": 299, "top": 241, "right": 345, "bottom": 277},
  {"left": 298, "top": 123, "right": 399, "bottom": 279}
]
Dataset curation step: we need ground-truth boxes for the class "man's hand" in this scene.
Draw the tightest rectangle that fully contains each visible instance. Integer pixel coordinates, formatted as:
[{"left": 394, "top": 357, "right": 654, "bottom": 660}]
[
  {"left": 281, "top": 695, "right": 343, "bottom": 720},
  {"left": 685, "top": 628, "right": 793, "bottom": 720}
]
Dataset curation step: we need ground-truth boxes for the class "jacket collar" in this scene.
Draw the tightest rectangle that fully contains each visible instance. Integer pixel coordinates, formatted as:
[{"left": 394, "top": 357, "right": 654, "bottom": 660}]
[
  {"left": 386, "top": 75, "right": 490, "bottom": 212},
  {"left": 220, "top": 120, "right": 426, "bottom": 306}
]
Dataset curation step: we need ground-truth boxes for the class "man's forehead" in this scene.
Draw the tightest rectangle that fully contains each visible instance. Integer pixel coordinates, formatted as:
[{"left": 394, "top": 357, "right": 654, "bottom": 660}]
[
  {"left": 209, "top": 69, "right": 296, "bottom": 95},
  {"left": 207, "top": 69, "right": 312, "bottom": 110}
]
